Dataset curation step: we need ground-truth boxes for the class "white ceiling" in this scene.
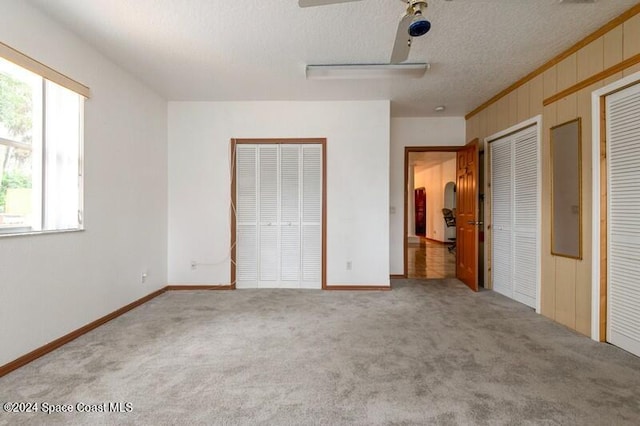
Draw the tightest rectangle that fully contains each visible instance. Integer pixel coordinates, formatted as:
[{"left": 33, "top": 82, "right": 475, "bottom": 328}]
[{"left": 27, "top": 0, "right": 638, "bottom": 117}]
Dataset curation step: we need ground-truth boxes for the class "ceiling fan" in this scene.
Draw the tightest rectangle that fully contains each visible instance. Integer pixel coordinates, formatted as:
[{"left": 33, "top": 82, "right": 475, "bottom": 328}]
[{"left": 299, "top": 0, "right": 432, "bottom": 64}]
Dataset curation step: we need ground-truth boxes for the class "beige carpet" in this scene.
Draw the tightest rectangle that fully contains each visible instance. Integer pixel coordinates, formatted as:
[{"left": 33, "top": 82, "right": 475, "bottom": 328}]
[{"left": 1, "top": 279, "right": 639, "bottom": 425}]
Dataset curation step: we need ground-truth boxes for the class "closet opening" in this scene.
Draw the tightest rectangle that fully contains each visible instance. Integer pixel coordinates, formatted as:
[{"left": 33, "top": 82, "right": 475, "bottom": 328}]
[
  {"left": 230, "top": 138, "right": 326, "bottom": 289},
  {"left": 592, "top": 73, "right": 640, "bottom": 357},
  {"left": 485, "top": 117, "right": 542, "bottom": 311}
]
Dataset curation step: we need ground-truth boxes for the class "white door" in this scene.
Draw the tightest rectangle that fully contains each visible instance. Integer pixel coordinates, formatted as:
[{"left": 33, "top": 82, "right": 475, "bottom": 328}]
[
  {"left": 235, "top": 145, "right": 258, "bottom": 285},
  {"left": 235, "top": 144, "right": 322, "bottom": 289},
  {"left": 606, "top": 83, "right": 640, "bottom": 357},
  {"left": 512, "top": 128, "right": 538, "bottom": 308},
  {"left": 491, "top": 137, "right": 513, "bottom": 298},
  {"left": 490, "top": 124, "right": 539, "bottom": 309},
  {"left": 301, "top": 145, "right": 323, "bottom": 289},
  {"left": 258, "top": 145, "right": 279, "bottom": 287}
]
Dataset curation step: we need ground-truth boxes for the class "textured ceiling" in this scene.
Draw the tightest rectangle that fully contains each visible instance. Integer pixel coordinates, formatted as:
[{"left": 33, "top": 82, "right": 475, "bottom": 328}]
[
  {"left": 410, "top": 151, "right": 456, "bottom": 171},
  {"left": 27, "top": 0, "right": 639, "bottom": 117}
]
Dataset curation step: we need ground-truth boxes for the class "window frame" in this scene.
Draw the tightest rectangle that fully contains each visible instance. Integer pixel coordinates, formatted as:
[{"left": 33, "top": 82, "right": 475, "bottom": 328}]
[{"left": 0, "top": 42, "right": 88, "bottom": 237}]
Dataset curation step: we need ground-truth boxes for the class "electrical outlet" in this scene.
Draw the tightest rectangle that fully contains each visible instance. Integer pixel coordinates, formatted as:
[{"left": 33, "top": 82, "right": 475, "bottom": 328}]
[
  {"left": 191, "top": 261, "right": 197, "bottom": 270},
  {"left": 141, "top": 271, "right": 148, "bottom": 283},
  {"left": 346, "top": 261, "right": 352, "bottom": 270}
]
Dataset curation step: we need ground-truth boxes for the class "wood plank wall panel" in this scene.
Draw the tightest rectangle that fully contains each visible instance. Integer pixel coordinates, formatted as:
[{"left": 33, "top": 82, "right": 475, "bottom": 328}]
[
  {"left": 604, "top": 72, "right": 623, "bottom": 87},
  {"left": 544, "top": 67, "right": 558, "bottom": 99},
  {"left": 529, "top": 75, "right": 544, "bottom": 117},
  {"left": 507, "top": 91, "right": 519, "bottom": 126},
  {"left": 622, "top": 17, "right": 640, "bottom": 77},
  {"left": 541, "top": 102, "right": 557, "bottom": 319},
  {"left": 517, "top": 81, "right": 530, "bottom": 123},
  {"left": 466, "top": 115, "right": 479, "bottom": 146},
  {"left": 555, "top": 257, "right": 577, "bottom": 329},
  {"left": 478, "top": 109, "right": 488, "bottom": 142},
  {"left": 496, "top": 96, "right": 510, "bottom": 132},
  {"left": 541, "top": 67, "right": 559, "bottom": 316},
  {"left": 575, "top": 82, "right": 603, "bottom": 335},
  {"left": 557, "top": 93, "right": 578, "bottom": 122},
  {"left": 604, "top": 26, "right": 623, "bottom": 67},
  {"left": 465, "top": 6, "right": 640, "bottom": 335},
  {"left": 623, "top": 62, "right": 640, "bottom": 76},
  {"left": 554, "top": 93, "right": 578, "bottom": 329},
  {"left": 624, "top": 14, "right": 640, "bottom": 59},
  {"left": 577, "top": 38, "right": 604, "bottom": 81},
  {"left": 557, "top": 53, "right": 578, "bottom": 93},
  {"left": 487, "top": 103, "right": 498, "bottom": 137}
]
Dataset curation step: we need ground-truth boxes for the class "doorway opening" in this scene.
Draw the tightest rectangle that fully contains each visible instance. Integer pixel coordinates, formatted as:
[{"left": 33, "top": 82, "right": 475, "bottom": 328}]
[{"left": 405, "top": 149, "right": 458, "bottom": 279}]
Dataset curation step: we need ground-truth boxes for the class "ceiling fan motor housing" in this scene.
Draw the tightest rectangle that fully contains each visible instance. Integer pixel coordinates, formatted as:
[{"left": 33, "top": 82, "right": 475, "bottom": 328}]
[{"left": 408, "top": 0, "right": 431, "bottom": 37}]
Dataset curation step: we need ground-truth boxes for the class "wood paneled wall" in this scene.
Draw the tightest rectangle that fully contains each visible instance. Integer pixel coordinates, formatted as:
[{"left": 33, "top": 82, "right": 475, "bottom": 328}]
[{"left": 465, "top": 7, "right": 640, "bottom": 335}]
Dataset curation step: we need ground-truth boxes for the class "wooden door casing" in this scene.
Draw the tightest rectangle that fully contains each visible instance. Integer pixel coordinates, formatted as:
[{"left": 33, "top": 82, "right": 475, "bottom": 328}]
[{"left": 457, "top": 140, "right": 479, "bottom": 291}]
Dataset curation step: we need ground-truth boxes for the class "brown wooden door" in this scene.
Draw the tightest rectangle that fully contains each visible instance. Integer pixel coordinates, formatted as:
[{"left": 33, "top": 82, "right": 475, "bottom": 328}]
[{"left": 456, "top": 140, "right": 479, "bottom": 291}]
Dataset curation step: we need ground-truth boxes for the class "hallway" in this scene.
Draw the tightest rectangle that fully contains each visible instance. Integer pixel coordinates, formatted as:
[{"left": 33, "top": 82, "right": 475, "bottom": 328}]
[{"left": 408, "top": 238, "right": 456, "bottom": 279}]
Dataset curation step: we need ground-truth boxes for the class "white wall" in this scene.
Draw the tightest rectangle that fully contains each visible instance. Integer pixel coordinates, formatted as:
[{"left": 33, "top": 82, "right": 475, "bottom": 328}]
[
  {"left": 0, "top": 1, "right": 167, "bottom": 366},
  {"left": 168, "top": 101, "right": 390, "bottom": 287},
  {"left": 390, "top": 117, "right": 466, "bottom": 275},
  {"left": 442, "top": 157, "right": 457, "bottom": 241}
]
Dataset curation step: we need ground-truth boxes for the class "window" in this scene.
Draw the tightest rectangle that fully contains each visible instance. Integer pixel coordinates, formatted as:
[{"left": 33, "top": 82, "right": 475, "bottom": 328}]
[{"left": 0, "top": 56, "right": 84, "bottom": 235}]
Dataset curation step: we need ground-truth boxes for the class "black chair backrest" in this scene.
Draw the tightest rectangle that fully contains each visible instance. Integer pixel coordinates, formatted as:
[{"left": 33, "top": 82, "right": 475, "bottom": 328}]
[{"left": 442, "top": 208, "right": 456, "bottom": 227}]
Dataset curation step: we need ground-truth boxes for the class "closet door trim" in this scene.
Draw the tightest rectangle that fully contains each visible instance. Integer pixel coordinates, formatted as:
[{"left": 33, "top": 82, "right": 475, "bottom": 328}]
[
  {"left": 485, "top": 116, "right": 542, "bottom": 313},
  {"left": 230, "top": 138, "right": 326, "bottom": 289},
  {"left": 591, "top": 71, "right": 640, "bottom": 342}
]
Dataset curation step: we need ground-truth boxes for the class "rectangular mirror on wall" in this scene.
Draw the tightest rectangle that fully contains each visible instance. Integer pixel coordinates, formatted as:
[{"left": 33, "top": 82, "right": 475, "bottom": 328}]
[{"left": 551, "top": 118, "right": 582, "bottom": 259}]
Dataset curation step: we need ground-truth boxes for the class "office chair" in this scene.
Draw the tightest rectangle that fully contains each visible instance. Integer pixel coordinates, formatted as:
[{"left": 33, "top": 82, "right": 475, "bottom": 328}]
[{"left": 442, "top": 208, "right": 456, "bottom": 254}]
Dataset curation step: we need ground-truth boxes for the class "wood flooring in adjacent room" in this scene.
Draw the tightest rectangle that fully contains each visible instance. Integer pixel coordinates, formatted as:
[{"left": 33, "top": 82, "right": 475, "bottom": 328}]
[
  {"left": 1, "top": 279, "right": 639, "bottom": 425},
  {"left": 408, "top": 238, "right": 456, "bottom": 279}
]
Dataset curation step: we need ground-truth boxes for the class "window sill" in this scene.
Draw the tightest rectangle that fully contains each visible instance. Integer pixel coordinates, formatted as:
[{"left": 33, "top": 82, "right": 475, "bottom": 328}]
[{"left": 0, "top": 228, "right": 84, "bottom": 239}]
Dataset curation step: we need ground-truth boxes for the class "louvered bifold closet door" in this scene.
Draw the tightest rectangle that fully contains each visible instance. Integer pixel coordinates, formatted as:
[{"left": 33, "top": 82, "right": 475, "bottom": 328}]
[
  {"left": 491, "top": 138, "right": 513, "bottom": 298},
  {"left": 236, "top": 145, "right": 258, "bottom": 287},
  {"left": 258, "top": 145, "right": 279, "bottom": 287},
  {"left": 606, "top": 83, "right": 640, "bottom": 357},
  {"left": 280, "top": 145, "right": 301, "bottom": 285},
  {"left": 512, "top": 126, "right": 538, "bottom": 308},
  {"left": 301, "top": 145, "right": 322, "bottom": 289}
]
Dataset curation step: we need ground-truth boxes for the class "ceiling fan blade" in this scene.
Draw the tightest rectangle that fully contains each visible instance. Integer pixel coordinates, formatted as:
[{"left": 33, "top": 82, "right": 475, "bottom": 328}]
[
  {"left": 390, "top": 13, "right": 413, "bottom": 64},
  {"left": 299, "top": 0, "right": 362, "bottom": 7}
]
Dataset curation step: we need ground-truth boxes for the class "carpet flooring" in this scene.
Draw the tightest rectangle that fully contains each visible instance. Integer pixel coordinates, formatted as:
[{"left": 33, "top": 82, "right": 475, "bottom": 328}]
[{"left": 1, "top": 279, "right": 639, "bottom": 425}]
